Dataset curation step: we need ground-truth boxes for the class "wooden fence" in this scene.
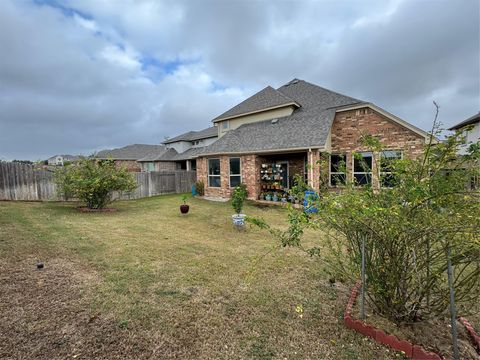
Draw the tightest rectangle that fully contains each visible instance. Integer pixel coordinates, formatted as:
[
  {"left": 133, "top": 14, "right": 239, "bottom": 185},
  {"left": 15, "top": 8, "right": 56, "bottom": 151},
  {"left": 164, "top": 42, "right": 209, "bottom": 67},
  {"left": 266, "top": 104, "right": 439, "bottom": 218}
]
[{"left": 0, "top": 162, "right": 196, "bottom": 201}]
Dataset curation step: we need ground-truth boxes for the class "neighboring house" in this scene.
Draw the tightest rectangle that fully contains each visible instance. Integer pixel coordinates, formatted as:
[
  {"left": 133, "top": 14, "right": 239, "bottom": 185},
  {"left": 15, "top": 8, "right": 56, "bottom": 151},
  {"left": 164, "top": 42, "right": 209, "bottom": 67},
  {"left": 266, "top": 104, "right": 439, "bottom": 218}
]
[
  {"left": 135, "top": 126, "right": 218, "bottom": 171},
  {"left": 448, "top": 112, "right": 479, "bottom": 189},
  {"left": 194, "top": 78, "right": 431, "bottom": 200},
  {"left": 448, "top": 112, "right": 480, "bottom": 155},
  {"left": 47, "top": 155, "right": 79, "bottom": 166},
  {"left": 96, "top": 144, "right": 168, "bottom": 172}
]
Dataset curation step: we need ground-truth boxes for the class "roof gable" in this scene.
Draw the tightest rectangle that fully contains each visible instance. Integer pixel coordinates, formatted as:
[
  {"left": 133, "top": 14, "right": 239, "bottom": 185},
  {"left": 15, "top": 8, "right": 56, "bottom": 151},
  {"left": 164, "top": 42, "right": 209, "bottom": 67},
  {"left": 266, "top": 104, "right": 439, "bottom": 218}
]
[{"left": 212, "top": 86, "right": 299, "bottom": 122}]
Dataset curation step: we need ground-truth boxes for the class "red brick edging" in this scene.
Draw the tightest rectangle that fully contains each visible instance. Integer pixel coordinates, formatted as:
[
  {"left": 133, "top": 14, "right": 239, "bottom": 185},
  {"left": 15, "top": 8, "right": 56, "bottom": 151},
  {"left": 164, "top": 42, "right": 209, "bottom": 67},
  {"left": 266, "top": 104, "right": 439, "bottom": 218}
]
[
  {"left": 344, "top": 281, "right": 441, "bottom": 359},
  {"left": 459, "top": 317, "right": 480, "bottom": 354}
]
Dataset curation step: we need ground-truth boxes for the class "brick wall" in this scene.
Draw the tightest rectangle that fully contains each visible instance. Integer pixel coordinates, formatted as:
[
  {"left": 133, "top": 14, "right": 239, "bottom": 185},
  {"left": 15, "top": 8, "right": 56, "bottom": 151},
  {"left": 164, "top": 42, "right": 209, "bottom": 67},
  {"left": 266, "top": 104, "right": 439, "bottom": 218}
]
[
  {"left": 114, "top": 160, "right": 141, "bottom": 172},
  {"left": 329, "top": 107, "right": 426, "bottom": 188},
  {"left": 198, "top": 155, "right": 260, "bottom": 200}
]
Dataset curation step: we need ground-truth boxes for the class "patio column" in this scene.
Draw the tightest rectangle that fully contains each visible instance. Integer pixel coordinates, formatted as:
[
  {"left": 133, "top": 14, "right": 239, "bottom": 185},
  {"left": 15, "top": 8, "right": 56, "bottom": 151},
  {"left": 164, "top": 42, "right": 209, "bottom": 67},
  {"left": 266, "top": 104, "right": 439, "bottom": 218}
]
[
  {"left": 307, "top": 149, "right": 321, "bottom": 191},
  {"left": 186, "top": 160, "right": 191, "bottom": 171}
]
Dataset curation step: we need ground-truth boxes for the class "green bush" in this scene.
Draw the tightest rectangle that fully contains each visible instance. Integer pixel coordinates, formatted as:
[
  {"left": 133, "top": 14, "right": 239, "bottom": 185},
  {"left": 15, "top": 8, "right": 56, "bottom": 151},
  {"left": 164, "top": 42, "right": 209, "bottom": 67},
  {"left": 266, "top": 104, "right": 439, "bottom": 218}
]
[
  {"left": 231, "top": 183, "right": 248, "bottom": 214},
  {"left": 195, "top": 181, "right": 205, "bottom": 196},
  {"left": 249, "top": 115, "right": 480, "bottom": 323},
  {"left": 55, "top": 158, "right": 137, "bottom": 209}
]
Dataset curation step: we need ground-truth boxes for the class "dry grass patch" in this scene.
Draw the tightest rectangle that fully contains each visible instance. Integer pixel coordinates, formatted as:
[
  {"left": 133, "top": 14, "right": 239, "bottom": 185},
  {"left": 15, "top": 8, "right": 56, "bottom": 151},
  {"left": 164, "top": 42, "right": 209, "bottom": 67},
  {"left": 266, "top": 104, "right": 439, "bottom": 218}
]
[{"left": 0, "top": 195, "right": 405, "bottom": 359}]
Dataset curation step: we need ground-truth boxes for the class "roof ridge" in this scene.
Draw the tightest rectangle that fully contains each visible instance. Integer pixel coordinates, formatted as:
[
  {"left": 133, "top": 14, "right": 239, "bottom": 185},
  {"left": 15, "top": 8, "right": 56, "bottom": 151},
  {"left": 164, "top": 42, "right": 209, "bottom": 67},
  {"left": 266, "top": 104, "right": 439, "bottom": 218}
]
[{"left": 277, "top": 79, "right": 363, "bottom": 104}]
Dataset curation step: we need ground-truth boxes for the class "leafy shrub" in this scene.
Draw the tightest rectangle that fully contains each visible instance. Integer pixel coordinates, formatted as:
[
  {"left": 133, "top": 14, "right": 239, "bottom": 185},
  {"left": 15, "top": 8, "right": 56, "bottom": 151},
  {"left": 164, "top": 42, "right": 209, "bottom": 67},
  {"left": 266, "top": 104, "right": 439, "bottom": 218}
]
[
  {"left": 55, "top": 158, "right": 137, "bottom": 209},
  {"left": 231, "top": 183, "right": 248, "bottom": 214},
  {"left": 249, "top": 113, "right": 480, "bottom": 324},
  {"left": 195, "top": 181, "right": 205, "bottom": 196}
]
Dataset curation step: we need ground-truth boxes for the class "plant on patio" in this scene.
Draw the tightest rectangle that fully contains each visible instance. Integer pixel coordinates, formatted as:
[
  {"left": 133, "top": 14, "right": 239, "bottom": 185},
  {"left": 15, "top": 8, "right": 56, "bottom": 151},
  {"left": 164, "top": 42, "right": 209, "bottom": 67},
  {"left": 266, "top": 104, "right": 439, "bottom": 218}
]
[
  {"left": 248, "top": 108, "right": 480, "bottom": 326},
  {"left": 195, "top": 181, "right": 205, "bottom": 196},
  {"left": 54, "top": 158, "right": 137, "bottom": 209}
]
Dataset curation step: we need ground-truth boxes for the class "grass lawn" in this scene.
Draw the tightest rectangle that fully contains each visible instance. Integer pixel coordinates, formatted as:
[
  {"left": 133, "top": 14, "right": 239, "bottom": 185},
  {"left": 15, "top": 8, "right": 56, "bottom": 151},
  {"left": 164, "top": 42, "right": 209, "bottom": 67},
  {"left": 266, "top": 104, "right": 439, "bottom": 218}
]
[{"left": 0, "top": 195, "right": 404, "bottom": 359}]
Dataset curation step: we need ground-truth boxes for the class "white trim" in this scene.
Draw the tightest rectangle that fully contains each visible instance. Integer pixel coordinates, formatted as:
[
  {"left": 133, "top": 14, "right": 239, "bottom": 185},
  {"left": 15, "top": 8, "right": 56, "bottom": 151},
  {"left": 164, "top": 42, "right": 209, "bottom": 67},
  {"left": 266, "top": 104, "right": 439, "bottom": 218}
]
[
  {"left": 379, "top": 150, "right": 403, "bottom": 188},
  {"left": 335, "top": 103, "right": 435, "bottom": 143},
  {"left": 329, "top": 153, "right": 347, "bottom": 187},
  {"left": 352, "top": 152, "right": 373, "bottom": 186},
  {"left": 207, "top": 158, "right": 221, "bottom": 188},
  {"left": 212, "top": 102, "right": 300, "bottom": 123}
]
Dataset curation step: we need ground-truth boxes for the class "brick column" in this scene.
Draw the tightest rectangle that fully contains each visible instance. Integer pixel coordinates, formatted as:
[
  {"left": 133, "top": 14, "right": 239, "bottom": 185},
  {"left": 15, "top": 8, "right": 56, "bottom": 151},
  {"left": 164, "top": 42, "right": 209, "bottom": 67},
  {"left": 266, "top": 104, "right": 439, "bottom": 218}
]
[
  {"left": 307, "top": 149, "right": 321, "bottom": 191},
  {"left": 241, "top": 154, "right": 260, "bottom": 200}
]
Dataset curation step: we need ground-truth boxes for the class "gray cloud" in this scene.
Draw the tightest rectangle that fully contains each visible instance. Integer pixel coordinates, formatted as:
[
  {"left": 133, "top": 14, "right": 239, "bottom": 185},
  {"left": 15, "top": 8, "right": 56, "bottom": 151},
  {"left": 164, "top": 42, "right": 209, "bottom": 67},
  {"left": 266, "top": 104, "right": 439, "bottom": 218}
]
[{"left": 0, "top": 0, "right": 478, "bottom": 160}]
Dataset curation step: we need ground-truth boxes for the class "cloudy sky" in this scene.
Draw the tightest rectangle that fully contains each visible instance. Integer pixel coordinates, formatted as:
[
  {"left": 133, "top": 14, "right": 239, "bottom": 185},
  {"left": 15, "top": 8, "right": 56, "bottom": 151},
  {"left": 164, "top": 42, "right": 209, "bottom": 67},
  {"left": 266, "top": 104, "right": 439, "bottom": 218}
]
[{"left": 0, "top": 0, "right": 478, "bottom": 160}]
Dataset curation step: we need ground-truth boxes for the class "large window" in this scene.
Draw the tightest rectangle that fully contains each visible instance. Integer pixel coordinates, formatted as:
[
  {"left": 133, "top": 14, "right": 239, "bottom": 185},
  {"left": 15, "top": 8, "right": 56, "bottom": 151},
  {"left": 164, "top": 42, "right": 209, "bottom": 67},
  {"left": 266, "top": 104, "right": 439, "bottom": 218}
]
[
  {"left": 380, "top": 151, "right": 402, "bottom": 188},
  {"left": 330, "top": 154, "right": 346, "bottom": 186},
  {"left": 353, "top": 152, "right": 373, "bottom": 186},
  {"left": 229, "top": 157, "right": 241, "bottom": 187},
  {"left": 208, "top": 159, "right": 221, "bottom": 187}
]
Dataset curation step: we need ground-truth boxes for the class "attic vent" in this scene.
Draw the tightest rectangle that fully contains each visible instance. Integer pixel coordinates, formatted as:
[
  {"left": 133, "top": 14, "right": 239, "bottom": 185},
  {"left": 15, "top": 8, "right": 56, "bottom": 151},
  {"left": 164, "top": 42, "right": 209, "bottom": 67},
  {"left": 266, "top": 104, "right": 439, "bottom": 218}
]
[{"left": 271, "top": 118, "right": 279, "bottom": 124}]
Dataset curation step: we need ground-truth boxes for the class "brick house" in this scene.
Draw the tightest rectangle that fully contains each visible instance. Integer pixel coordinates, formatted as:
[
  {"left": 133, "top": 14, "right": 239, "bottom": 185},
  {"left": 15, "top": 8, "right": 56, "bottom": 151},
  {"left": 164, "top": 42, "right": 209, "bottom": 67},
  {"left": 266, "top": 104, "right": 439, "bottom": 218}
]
[
  {"left": 194, "top": 79, "right": 431, "bottom": 200},
  {"left": 96, "top": 144, "right": 169, "bottom": 172}
]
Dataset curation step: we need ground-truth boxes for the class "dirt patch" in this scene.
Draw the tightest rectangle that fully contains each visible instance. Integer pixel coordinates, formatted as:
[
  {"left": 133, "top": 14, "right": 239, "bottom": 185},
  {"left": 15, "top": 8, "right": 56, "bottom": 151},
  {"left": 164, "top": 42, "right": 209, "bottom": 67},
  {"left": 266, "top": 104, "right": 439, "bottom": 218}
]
[
  {"left": 361, "top": 301, "right": 479, "bottom": 359},
  {"left": 0, "top": 256, "right": 157, "bottom": 359},
  {"left": 77, "top": 207, "right": 118, "bottom": 213}
]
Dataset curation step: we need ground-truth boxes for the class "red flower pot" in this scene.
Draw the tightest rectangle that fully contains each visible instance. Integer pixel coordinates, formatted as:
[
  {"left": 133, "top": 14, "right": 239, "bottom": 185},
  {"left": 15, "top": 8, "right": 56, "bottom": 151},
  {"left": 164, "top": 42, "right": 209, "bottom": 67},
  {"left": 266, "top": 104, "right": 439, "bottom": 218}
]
[{"left": 180, "top": 204, "right": 189, "bottom": 214}]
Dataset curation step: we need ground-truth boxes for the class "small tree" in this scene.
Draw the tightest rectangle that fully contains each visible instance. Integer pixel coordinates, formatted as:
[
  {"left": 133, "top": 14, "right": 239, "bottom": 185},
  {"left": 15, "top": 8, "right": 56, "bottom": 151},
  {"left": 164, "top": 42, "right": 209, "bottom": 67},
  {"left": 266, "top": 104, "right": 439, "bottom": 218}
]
[
  {"left": 55, "top": 158, "right": 137, "bottom": 209},
  {"left": 231, "top": 183, "right": 248, "bottom": 214}
]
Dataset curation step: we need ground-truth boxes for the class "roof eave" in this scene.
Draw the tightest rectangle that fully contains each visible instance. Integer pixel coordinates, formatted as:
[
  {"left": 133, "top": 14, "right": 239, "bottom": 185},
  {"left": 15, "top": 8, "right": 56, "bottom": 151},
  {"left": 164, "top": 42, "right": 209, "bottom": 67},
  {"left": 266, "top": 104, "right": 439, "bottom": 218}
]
[{"left": 198, "top": 146, "right": 325, "bottom": 157}]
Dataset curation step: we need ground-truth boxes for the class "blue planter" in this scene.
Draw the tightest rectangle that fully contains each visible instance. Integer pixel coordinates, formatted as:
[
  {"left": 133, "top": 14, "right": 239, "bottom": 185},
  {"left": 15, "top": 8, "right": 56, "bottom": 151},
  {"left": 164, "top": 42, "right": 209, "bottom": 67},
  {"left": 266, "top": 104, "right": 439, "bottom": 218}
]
[{"left": 303, "top": 190, "right": 319, "bottom": 213}]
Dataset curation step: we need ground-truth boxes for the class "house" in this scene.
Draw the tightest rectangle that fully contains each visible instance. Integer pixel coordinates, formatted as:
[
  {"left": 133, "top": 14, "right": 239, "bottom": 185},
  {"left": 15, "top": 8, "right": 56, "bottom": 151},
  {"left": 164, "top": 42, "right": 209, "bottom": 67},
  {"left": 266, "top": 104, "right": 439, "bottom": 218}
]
[
  {"left": 448, "top": 112, "right": 479, "bottom": 189},
  {"left": 195, "top": 79, "right": 431, "bottom": 200},
  {"left": 47, "top": 154, "right": 80, "bottom": 166},
  {"left": 134, "top": 126, "right": 218, "bottom": 171},
  {"left": 96, "top": 144, "right": 168, "bottom": 172},
  {"left": 448, "top": 112, "right": 480, "bottom": 155}
]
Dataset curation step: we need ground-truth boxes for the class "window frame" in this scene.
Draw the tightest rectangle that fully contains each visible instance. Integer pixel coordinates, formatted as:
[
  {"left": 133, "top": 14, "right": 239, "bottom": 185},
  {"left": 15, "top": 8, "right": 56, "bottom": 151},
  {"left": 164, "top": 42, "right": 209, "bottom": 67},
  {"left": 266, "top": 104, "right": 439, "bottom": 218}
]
[
  {"left": 380, "top": 150, "right": 402, "bottom": 188},
  {"left": 352, "top": 152, "right": 373, "bottom": 186},
  {"left": 229, "top": 157, "right": 242, "bottom": 188},
  {"left": 329, "top": 154, "right": 347, "bottom": 187},
  {"left": 208, "top": 158, "right": 221, "bottom": 188}
]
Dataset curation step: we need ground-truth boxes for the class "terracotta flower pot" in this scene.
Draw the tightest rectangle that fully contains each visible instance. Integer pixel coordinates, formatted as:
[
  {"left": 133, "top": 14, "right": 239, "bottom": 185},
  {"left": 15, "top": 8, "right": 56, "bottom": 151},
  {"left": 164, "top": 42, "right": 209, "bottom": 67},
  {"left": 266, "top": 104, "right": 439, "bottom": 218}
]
[{"left": 180, "top": 204, "right": 190, "bottom": 214}]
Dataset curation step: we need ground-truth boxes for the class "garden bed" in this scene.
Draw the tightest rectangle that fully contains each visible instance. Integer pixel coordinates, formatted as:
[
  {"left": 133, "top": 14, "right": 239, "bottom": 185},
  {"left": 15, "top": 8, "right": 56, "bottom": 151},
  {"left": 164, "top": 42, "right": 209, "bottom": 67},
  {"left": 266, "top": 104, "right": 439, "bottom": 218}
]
[{"left": 346, "top": 283, "right": 480, "bottom": 359}]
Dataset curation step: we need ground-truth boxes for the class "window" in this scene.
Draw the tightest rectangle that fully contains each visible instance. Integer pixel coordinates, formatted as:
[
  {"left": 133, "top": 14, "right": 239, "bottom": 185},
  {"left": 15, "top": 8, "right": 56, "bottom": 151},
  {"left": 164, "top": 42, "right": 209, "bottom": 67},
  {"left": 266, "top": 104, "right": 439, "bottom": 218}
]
[
  {"left": 222, "top": 120, "right": 229, "bottom": 130},
  {"left": 380, "top": 151, "right": 402, "bottom": 188},
  {"left": 353, "top": 152, "right": 373, "bottom": 186},
  {"left": 229, "top": 157, "right": 241, "bottom": 187},
  {"left": 208, "top": 158, "right": 221, "bottom": 187},
  {"left": 330, "top": 154, "right": 346, "bottom": 186},
  {"left": 146, "top": 162, "right": 155, "bottom": 172}
]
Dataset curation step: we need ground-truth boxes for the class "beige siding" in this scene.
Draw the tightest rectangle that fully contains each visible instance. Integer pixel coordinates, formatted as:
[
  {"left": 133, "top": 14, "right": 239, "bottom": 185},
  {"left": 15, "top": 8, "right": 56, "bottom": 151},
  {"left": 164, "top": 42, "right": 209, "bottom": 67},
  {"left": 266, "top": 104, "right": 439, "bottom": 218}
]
[{"left": 217, "top": 106, "right": 295, "bottom": 137}]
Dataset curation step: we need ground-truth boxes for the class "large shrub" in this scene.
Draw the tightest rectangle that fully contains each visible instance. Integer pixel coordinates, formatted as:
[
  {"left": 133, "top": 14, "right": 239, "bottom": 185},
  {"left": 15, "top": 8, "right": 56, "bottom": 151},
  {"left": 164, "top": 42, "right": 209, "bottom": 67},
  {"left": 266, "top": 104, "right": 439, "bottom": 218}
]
[
  {"left": 55, "top": 158, "right": 137, "bottom": 209},
  {"left": 249, "top": 119, "right": 480, "bottom": 324}
]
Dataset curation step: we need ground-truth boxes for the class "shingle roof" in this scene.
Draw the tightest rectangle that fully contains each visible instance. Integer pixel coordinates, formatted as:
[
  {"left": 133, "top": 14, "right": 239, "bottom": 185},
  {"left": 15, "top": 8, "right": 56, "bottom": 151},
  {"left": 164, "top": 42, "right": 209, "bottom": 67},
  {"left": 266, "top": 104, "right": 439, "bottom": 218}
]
[
  {"left": 448, "top": 112, "right": 480, "bottom": 130},
  {"left": 163, "top": 126, "right": 218, "bottom": 144},
  {"left": 202, "top": 79, "right": 364, "bottom": 154},
  {"left": 137, "top": 148, "right": 177, "bottom": 162},
  {"left": 96, "top": 144, "right": 167, "bottom": 160},
  {"left": 212, "top": 86, "right": 299, "bottom": 122}
]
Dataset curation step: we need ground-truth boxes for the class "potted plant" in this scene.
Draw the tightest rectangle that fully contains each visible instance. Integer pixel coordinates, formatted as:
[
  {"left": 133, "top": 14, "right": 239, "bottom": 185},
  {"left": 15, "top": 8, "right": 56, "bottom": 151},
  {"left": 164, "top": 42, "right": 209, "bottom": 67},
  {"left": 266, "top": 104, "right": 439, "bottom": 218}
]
[
  {"left": 272, "top": 192, "right": 279, "bottom": 202},
  {"left": 281, "top": 194, "right": 287, "bottom": 203},
  {"left": 259, "top": 192, "right": 265, "bottom": 201},
  {"left": 231, "top": 184, "right": 248, "bottom": 226},
  {"left": 265, "top": 192, "right": 272, "bottom": 201},
  {"left": 180, "top": 194, "right": 190, "bottom": 214}
]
